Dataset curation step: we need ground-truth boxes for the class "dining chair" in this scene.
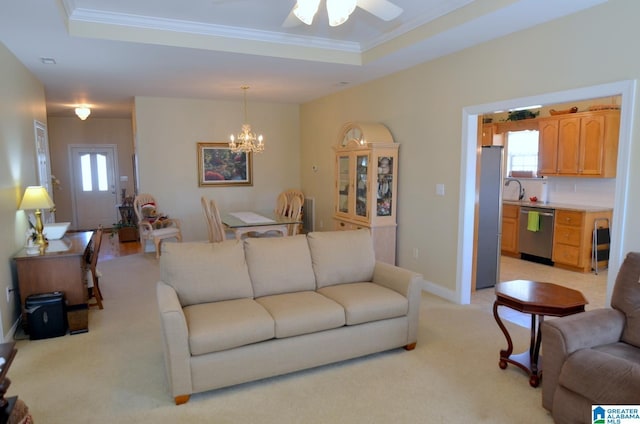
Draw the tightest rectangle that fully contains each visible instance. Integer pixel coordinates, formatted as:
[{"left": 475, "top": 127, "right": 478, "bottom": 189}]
[
  {"left": 201, "top": 197, "right": 231, "bottom": 243},
  {"left": 286, "top": 196, "right": 303, "bottom": 236},
  {"left": 133, "top": 193, "right": 182, "bottom": 258},
  {"left": 87, "top": 226, "right": 104, "bottom": 309},
  {"left": 280, "top": 189, "right": 304, "bottom": 234},
  {"left": 274, "top": 192, "right": 288, "bottom": 216},
  {"left": 282, "top": 189, "right": 304, "bottom": 209}
]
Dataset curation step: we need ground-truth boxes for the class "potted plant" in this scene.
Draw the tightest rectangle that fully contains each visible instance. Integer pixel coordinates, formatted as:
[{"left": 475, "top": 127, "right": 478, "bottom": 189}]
[{"left": 111, "top": 221, "right": 138, "bottom": 242}]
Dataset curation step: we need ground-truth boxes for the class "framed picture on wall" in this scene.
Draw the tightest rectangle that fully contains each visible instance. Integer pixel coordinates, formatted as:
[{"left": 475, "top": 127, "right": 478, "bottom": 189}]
[{"left": 197, "top": 142, "right": 253, "bottom": 187}]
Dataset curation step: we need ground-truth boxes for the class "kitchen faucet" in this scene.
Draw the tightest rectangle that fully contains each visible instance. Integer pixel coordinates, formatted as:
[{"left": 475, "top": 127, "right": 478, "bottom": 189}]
[{"left": 504, "top": 178, "right": 525, "bottom": 200}]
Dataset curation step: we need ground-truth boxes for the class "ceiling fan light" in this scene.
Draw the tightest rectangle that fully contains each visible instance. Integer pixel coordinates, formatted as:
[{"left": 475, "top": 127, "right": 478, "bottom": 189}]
[
  {"left": 327, "top": 0, "right": 357, "bottom": 26},
  {"left": 293, "top": 0, "right": 321, "bottom": 25}
]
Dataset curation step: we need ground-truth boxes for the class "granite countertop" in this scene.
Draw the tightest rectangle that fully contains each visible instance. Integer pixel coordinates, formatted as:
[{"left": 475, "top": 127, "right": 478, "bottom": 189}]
[{"left": 503, "top": 200, "right": 613, "bottom": 213}]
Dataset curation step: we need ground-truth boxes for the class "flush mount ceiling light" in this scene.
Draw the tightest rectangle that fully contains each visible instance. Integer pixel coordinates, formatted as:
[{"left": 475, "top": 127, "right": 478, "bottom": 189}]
[
  {"left": 75, "top": 106, "right": 91, "bottom": 120},
  {"left": 288, "top": 0, "right": 402, "bottom": 27},
  {"left": 229, "top": 86, "right": 264, "bottom": 154}
]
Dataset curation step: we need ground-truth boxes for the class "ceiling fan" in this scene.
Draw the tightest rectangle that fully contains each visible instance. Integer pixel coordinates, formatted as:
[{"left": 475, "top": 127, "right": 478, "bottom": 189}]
[{"left": 282, "top": 0, "right": 403, "bottom": 28}]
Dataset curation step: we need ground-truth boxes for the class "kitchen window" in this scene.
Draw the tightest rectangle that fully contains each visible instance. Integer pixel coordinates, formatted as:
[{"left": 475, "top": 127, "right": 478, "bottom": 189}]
[{"left": 506, "top": 130, "right": 539, "bottom": 178}]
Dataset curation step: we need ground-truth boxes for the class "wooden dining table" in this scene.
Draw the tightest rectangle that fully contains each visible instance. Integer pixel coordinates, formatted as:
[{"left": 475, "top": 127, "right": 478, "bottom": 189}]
[{"left": 221, "top": 211, "right": 302, "bottom": 239}]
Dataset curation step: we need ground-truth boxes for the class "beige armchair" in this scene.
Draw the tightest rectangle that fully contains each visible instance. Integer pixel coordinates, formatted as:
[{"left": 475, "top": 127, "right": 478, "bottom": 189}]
[
  {"left": 542, "top": 251, "right": 640, "bottom": 423},
  {"left": 134, "top": 193, "right": 182, "bottom": 258}
]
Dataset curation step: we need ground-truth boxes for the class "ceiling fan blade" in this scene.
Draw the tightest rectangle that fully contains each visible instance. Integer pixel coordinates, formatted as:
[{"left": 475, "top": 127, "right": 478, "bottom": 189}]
[
  {"left": 357, "top": 0, "right": 403, "bottom": 21},
  {"left": 282, "top": 6, "right": 303, "bottom": 28}
]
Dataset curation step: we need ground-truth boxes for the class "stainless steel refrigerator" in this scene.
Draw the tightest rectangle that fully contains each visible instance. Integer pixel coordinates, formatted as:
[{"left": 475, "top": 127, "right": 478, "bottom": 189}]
[{"left": 476, "top": 145, "right": 504, "bottom": 289}]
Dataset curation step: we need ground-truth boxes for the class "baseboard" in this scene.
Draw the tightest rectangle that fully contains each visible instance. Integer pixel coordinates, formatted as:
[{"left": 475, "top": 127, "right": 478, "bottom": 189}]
[
  {"left": 421, "top": 279, "right": 458, "bottom": 303},
  {"left": 4, "top": 317, "right": 20, "bottom": 342}
]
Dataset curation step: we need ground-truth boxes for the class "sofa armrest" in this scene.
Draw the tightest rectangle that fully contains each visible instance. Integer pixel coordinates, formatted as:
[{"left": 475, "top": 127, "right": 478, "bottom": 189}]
[
  {"left": 157, "top": 281, "right": 192, "bottom": 398},
  {"left": 541, "top": 308, "right": 625, "bottom": 411},
  {"left": 372, "top": 261, "right": 423, "bottom": 346}
]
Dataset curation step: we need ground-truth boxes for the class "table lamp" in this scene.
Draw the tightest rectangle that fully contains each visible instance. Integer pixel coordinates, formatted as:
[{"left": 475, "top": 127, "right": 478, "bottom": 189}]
[{"left": 19, "top": 186, "right": 55, "bottom": 247}]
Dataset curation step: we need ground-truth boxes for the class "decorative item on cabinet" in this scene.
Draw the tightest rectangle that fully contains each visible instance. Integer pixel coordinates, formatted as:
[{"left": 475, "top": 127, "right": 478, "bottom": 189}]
[{"left": 333, "top": 122, "right": 399, "bottom": 265}]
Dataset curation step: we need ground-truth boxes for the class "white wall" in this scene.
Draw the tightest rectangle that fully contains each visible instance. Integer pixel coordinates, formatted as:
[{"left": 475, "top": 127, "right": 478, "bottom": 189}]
[
  {"left": 47, "top": 117, "right": 135, "bottom": 228},
  {"left": 134, "top": 96, "right": 300, "bottom": 242},
  {"left": 300, "top": 0, "right": 640, "bottom": 300},
  {"left": 0, "top": 42, "right": 47, "bottom": 339}
]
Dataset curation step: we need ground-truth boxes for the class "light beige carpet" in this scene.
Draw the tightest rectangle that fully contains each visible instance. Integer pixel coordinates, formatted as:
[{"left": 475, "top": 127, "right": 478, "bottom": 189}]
[{"left": 10, "top": 253, "right": 554, "bottom": 423}]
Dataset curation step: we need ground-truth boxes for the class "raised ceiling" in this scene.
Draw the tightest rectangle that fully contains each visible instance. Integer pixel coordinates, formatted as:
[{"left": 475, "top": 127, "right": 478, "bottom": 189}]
[{"left": 0, "top": 0, "right": 606, "bottom": 118}]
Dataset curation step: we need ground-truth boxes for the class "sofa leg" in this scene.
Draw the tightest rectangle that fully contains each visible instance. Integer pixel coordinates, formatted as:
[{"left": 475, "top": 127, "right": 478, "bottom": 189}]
[
  {"left": 405, "top": 342, "right": 417, "bottom": 351},
  {"left": 175, "top": 395, "right": 190, "bottom": 405}
]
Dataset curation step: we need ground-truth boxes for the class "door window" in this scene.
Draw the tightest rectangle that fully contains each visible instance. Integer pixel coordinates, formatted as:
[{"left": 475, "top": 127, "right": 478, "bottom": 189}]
[{"left": 80, "top": 153, "right": 110, "bottom": 192}]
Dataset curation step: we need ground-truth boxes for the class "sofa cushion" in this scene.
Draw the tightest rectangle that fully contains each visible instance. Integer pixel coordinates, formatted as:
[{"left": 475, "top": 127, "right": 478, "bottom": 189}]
[
  {"left": 559, "top": 343, "right": 640, "bottom": 404},
  {"left": 183, "top": 298, "right": 274, "bottom": 355},
  {"left": 307, "top": 230, "right": 375, "bottom": 289},
  {"left": 244, "top": 235, "right": 316, "bottom": 297},
  {"left": 318, "top": 282, "right": 408, "bottom": 325},
  {"left": 161, "top": 240, "right": 253, "bottom": 307},
  {"left": 611, "top": 251, "right": 640, "bottom": 348},
  {"left": 255, "top": 291, "right": 345, "bottom": 338}
]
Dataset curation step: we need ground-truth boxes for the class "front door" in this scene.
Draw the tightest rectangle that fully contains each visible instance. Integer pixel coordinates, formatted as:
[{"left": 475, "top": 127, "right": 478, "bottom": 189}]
[{"left": 70, "top": 145, "right": 119, "bottom": 229}]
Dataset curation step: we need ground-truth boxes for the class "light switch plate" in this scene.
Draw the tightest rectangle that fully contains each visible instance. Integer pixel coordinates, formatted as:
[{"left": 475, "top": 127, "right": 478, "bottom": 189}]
[{"left": 436, "top": 184, "right": 445, "bottom": 196}]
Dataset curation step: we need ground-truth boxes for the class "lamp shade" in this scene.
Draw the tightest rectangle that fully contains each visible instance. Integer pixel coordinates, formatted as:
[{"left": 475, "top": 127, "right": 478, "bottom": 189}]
[{"left": 19, "top": 186, "right": 55, "bottom": 210}]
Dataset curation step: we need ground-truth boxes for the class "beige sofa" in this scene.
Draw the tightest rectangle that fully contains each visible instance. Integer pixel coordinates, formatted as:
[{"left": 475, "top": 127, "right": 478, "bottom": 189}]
[
  {"left": 156, "top": 229, "right": 423, "bottom": 404},
  {"left": 542, "top": 251, "right": 640, "bottom": 423}
]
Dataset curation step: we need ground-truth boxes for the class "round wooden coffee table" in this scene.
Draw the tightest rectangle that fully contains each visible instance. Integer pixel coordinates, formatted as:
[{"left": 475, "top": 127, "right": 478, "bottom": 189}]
[{"left": 493, "top": 279, "right": 588, "bottom": 387}]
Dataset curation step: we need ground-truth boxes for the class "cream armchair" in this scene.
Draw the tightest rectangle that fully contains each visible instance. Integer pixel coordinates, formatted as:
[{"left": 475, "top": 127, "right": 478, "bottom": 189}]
[{"left": 133, "top": 193, "right": 182, "bottom": 258}]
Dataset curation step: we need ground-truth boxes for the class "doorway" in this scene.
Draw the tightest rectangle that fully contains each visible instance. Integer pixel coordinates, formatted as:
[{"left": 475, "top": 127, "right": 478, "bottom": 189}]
[
  {"left": 69, "top": 144, "right": 120, "bottom": 230},
  {"left": 458, "top": 80, "right": 635, "bottom": 305}
]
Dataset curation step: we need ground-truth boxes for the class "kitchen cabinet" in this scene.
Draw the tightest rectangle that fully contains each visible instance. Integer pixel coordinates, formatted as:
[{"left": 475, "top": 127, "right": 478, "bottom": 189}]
[
  {"left": 333, "top": 122, "right": 399, "bottom": 264},
  {"left": 481, "top": 123, "right": 504, "bottom": 146},
  {"left": 538, "top": 119, "right": 559, "bottom": 175},
  {"left": 552, "top": 208, "right": 612, "bottom": 272},
  {"left": 501, "top": 204, "right": 519, "bottom": 256},
  {"left": 538, "top": 110, "right": 620, "bottom": 177}
]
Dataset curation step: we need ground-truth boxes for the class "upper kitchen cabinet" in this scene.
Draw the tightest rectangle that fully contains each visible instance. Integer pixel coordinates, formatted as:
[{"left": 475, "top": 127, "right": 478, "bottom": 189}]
[
  {"left": 333, "top": 122, "right": 399, "bottom": 264},
  {"left": 538, "top": 109, "right": 620, "bottom": 177},
  {"left": 480, "top": 123, "right": 504, "bottom": 146}
]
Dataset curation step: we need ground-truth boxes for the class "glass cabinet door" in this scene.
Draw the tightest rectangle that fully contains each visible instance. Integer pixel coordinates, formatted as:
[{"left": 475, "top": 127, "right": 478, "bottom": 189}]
[
  {"left": 376, "top": 155, "right": 393, "bottom": 216},
  {"left": 356, "top": 154, "right": 369, "bottom": 218},
  {"left": 338, "top": 155, "right": 350, "bottom": 214}
]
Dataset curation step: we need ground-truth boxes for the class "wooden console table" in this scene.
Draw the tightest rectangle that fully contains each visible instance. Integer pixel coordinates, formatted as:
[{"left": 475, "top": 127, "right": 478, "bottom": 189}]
[
  {"left": 13, "top": 231, "right": 93, "bottom": 333},
  {"left": 493, "top": 280, "right": 588, "bottom": 387}
]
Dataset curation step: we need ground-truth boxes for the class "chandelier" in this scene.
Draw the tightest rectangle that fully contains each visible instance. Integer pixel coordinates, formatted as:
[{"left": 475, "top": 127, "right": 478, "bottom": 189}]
[
  {"left": 294, "top": 0, "right": 357, "bottom": 27},
  {"left": 229, "top": 86, "right": 264, "bottom": 154}
]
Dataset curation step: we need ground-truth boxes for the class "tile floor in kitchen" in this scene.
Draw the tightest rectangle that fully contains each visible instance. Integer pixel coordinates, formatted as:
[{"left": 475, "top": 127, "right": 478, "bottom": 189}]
[{"left": 471, "top": 255, "right": 608, "bottom": 328}]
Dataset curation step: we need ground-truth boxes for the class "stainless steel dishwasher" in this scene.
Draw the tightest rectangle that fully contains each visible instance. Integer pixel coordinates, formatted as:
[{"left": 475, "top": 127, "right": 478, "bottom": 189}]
[{"left": 519, "top": 206, "right": 555, "bottom": 263}]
